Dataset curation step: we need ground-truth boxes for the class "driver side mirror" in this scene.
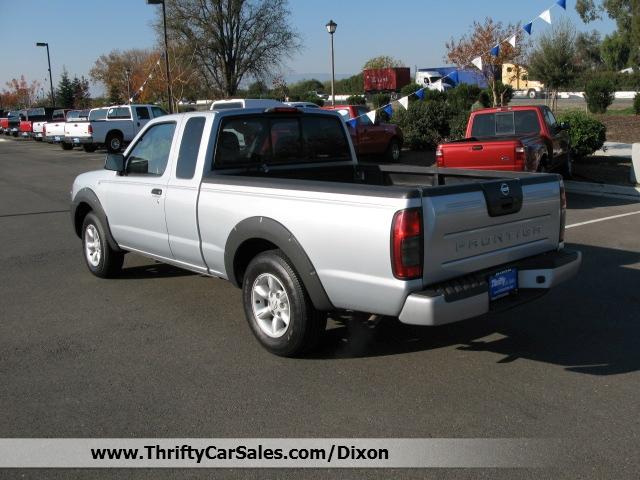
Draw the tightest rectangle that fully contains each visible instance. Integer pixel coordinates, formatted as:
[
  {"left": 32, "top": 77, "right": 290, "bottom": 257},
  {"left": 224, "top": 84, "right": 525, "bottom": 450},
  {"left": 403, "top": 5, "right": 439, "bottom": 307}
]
[
  {"left": 104, "top": 153, "right": 125, "bottom": 174},
  {"left": 559, "top": 122, "right": 570, "bottom": 131}
]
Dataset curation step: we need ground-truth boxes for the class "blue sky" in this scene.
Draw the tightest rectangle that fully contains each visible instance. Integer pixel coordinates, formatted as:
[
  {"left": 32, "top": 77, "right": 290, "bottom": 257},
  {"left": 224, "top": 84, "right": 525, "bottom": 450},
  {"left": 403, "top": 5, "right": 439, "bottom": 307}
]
[{"left": 0, "top": 0, "right": 615, "bottom": 97}]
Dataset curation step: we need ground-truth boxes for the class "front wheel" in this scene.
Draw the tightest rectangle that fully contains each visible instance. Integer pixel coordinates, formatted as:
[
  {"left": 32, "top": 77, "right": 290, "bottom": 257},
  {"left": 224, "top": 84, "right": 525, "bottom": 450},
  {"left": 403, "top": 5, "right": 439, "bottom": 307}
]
[
  {"left": 105, "top": 132, "right": 123, "bottom": 153},
  {"left": 386, "top": 138, "right": 401, "bottom": 162},
  {"left": 81, "top": 212, "right": 124, "bottom": 278},
  {"left": 242, "top": 250, "right": 326, "bottom": 356}
]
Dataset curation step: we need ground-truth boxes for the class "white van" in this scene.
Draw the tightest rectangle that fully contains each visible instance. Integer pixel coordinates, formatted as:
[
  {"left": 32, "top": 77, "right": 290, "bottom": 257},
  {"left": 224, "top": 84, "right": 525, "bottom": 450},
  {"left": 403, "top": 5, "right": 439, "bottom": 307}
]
[{"left": 210, "top": 99, "right": 284, "bottom": 110}]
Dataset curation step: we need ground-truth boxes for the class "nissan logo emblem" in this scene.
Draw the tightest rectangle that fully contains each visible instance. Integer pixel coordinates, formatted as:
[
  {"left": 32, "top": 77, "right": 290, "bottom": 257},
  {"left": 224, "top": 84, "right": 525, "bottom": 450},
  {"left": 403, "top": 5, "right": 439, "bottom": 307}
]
[{"left": 500, "top": 183, "right": 510, "bottom": 196}]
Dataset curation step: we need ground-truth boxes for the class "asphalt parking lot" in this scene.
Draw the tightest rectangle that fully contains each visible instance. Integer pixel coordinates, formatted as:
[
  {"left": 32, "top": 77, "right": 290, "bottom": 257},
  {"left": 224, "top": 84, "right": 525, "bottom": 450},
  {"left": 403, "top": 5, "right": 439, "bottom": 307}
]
[{"left": 1, "top": 137, "right": 639, "bottom": 479}]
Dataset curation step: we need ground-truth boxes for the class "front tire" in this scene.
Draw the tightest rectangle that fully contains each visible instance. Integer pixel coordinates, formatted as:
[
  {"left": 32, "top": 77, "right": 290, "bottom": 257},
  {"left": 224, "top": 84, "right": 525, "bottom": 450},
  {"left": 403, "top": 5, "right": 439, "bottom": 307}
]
[
  {"left": 81, "top": 212, "right": 124, "bottom": 278},
  {"left": 242, "top": 250, "right": 326, "bottom": 356},
  {"left": 386, "top": 138, "right": 401, "bottom": 162}
]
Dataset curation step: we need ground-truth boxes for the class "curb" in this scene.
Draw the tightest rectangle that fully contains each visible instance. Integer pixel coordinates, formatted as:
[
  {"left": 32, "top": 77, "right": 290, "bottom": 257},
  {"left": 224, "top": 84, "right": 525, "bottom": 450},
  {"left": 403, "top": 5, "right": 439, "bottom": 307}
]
[{"left": 565, "top": 180, "right": 640, "bottom": 200}]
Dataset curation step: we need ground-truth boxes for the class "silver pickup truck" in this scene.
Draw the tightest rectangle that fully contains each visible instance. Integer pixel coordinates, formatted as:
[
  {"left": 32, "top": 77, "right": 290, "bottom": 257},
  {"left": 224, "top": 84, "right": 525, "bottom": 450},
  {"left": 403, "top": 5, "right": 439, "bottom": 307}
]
[{"left": 71, "top": 107, "right": 581, "bottom": 356}]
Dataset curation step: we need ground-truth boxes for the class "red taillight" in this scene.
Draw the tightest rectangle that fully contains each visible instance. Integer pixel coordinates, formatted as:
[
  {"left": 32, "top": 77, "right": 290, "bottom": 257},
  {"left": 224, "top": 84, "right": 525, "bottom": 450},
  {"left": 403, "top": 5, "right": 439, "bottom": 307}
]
[
  {"left": 559, "top": 180, "right": 567, "bottom": 243},
  {"left": 88, "top": 124, "right": 93, "bottom": 134},
  {"left": 515, "top": 145, "right": 525, "bottom": 170},
  {"left": 391, "top": 208, "right": 423, "bottom": 280},
  {"left": 435, "top": 147, "right": 443, "bottom": 167}
]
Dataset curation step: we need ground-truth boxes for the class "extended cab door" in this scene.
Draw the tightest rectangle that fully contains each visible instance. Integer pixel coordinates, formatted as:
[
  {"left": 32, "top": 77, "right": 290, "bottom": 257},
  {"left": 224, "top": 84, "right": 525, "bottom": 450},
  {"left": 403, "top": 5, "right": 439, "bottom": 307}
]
[
  {"left": 133, "top": 106, "right": 153, "bottom": 135},
  {"left": 164, "top": 115, "right": 211, "bottom": 272},
  {"left": 102, "top": 120, "right": 178, "bottom": 258}
]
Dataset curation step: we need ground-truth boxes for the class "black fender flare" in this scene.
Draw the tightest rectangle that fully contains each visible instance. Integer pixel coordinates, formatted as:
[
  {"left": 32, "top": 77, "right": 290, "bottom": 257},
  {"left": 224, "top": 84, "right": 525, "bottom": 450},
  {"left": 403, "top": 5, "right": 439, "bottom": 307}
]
[
  {"left": 71, "top": 188, "right": 122, "bottom": 252},
  {"left": 224, "top": 217, "right": 333, "bottom": 311}
]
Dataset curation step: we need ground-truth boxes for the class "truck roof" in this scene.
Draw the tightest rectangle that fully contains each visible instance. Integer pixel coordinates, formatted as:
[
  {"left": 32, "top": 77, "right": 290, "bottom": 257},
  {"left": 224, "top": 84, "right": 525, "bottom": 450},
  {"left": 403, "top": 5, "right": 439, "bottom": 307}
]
[{"left": 472, "top": 105, "right": 546, "bottom": 114}]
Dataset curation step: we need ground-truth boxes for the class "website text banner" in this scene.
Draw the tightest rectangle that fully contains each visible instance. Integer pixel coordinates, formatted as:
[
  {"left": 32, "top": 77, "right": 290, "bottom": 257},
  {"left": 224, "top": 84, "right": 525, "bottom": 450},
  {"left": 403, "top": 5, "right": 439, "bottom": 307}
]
[{"left": 0, "top": 438, "right": 561, "bottom": 468}]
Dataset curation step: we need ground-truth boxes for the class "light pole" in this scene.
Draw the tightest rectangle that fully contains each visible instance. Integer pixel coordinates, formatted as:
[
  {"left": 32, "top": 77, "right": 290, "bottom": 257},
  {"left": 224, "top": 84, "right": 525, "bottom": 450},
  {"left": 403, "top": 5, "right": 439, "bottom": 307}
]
[
  {"left": 125, "top": 67, "right": 132, "bottom": 104},
  {"left": 147, "top": 0, "right": 173, "bottom": 113},
  {"left": 326, "top": 20, "right": 337, "bottom": 106},
  {"left": 36, "top": 42, "right": 55, "bottom": 107}
]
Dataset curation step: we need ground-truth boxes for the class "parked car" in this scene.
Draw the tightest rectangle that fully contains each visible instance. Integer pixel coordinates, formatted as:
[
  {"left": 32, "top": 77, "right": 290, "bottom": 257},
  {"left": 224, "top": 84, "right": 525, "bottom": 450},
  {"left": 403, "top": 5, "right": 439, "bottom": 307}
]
[
  {"left": 43, "top": 109, "right": 73, "bottom": 144},
  {"left": 62, "top": 107, "right": 108, "bottom": 151},
  {"left": 70, "top": 108, "right": 580, "bottom": 356},
  {"left": 436, "top": 105, "right": 572, "bottom": 177},
  {"left": 85, "top": 104, "right": 166, "bottom": 153},
  {"left": 0, "top": 110, "right": 11, "bottom": 134},
  {"left": 19, "top": 107, "right": 57, "bottom": 139},
  {"left": 321, "top": 104, "right": 404, "bottom": 161},
  {"left": 210, "top": 99, "right": 284, "bottom": 110},
  {"left": 7, "top": 110, "right": 24, "bottom": 136}
]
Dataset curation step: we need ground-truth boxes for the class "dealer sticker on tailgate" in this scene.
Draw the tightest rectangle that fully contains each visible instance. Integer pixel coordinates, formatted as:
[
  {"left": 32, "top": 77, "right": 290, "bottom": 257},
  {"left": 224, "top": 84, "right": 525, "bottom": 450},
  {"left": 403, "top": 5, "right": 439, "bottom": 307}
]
[{"left": 489, "top": 268, "right": 518, "bottom": 300}]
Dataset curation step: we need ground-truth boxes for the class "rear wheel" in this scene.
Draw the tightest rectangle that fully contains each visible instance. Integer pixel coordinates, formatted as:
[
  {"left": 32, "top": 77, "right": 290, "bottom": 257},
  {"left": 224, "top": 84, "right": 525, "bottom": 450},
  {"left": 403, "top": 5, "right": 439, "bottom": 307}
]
[
  {"left": 105, "top": 132, "right": 123, "bottom": 153},
  {"left": 386, "top": 138, "right": 401, "bottom": 162},
  {"left": 81, "top": 212, "right": 124, "bottom": 278},
  {"left": 83, "top": 144, "right": 98, "bottom": 153},
  {"left": 242, "top": 250, "right": 326, "bottom": 356},
  {"left": 61, "top": 141, "right": 73, "bottom": 150}
]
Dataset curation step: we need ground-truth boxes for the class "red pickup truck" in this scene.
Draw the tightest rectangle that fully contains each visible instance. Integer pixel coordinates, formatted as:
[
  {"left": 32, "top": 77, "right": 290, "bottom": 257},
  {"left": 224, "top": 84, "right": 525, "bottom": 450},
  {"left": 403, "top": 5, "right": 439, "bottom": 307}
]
[
  {"left": 321, "top": 105, "right": 404, "bottom": 161},
  {"left": 436, "top": 105, "right": 572, "bottom": 177}
]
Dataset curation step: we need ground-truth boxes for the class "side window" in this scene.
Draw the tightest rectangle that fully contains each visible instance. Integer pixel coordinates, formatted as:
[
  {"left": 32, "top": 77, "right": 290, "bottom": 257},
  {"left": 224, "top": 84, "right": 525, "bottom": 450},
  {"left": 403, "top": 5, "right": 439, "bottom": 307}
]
[
  {"left": 151, "top": 106, "right": 167, "bottom": 118},
  {"left": 176, "top": 117, "right": 206, "bottom": 179},
  {"left": 126, "top": 122, "right": 176, "bottom": 176},
  {"left": 107, "top": 107, "right": 131, "bottom": 120},
  {"left": 544, "top": 108, "right": 557, "bottom": 130},
  {"left": 136, "top": 107, "right": 151, "bottom": 120}
]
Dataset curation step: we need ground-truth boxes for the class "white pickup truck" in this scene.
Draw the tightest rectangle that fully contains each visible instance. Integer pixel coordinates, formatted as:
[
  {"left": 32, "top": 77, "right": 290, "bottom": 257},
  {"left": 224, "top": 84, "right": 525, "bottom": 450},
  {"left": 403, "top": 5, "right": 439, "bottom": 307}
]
[
  {"left": 85, "top": 104, "right": 167, "bottom": 153},
  {"left": 70, "top": 107, "right": 581, "bottom": 356}
]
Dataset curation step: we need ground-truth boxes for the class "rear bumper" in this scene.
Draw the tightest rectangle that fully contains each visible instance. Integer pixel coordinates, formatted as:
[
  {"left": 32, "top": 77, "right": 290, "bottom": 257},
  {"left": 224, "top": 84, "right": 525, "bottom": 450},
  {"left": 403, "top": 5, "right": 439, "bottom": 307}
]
[
  {"left": 67, "top": 136, "right": 93, "bottom": 145},
  {"left": 398, "top": 249, "right": 581, "bottom": 326}
]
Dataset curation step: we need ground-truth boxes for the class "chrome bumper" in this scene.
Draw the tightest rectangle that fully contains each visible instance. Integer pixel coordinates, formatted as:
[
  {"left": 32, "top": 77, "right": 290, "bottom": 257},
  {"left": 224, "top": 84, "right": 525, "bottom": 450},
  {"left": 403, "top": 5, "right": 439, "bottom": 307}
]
[{"left": 399, "top": 250, "right": 582, "bottom": 326}]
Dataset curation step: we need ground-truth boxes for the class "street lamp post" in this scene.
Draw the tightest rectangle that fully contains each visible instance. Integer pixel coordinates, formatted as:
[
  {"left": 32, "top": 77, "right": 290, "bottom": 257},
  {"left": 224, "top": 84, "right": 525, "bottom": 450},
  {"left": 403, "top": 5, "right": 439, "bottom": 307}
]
[
  {"left": 36, "top": 42, "right": 55, "bottom": 107},
  {"left": 325, "top": 20, "right": 337, "bottom": 106},
  {"left": 125, "top": 67, "right": 132, "bottom": 104},
  {"left": 147, "top": 0, "right": 173, "bottom": 113}
]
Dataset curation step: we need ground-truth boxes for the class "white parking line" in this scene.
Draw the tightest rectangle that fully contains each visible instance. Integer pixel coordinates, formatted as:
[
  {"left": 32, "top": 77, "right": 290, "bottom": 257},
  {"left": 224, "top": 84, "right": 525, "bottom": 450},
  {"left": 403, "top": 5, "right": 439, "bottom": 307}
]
[{"left": 566, "top": 210, "right": 640, "bottom": 229}]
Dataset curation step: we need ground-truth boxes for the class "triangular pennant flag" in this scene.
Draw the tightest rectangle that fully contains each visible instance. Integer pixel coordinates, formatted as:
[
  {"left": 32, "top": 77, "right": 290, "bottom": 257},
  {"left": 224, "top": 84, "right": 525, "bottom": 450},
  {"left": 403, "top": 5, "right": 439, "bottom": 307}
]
[
  {"left": 539, "top": 9, "right": 551, "bottom": 24},
  {"left": 556, "top": 0, "right": 566, "bottom": 9},
  {"left": 508, "top": 34, "right": 517, "bottom": 48},
  {"left": 365, "top": 110, "right": 376, "bottom": 123},
  {"left": 523, "top": 22, "right": 533, "bottom": 35},
  {"left": 471, "top": 56, "right": 483, "bottom": 71},
  {"left": 139, "top": 86, "right": 144, "bottom": 92},
  {"left": 383, "top": 104, "right": 393, "bottom": 117},
  {"left": 346, "top": 118, "right": 357, "bottom": 129},
  {"left": 148, "top": 74, "right": 153, "bottom": 80},
  {"left": 490, "top": 45, "right": 500, "bottom": 57},
  {"left": 449, "top": 71, "right": 459, "bottom": 84},
  {"left": 415, "top": 88, "right": 425, "bottom": 100},
  {"left": 398, "top": 96, "right": 409, "bottom": 110}
]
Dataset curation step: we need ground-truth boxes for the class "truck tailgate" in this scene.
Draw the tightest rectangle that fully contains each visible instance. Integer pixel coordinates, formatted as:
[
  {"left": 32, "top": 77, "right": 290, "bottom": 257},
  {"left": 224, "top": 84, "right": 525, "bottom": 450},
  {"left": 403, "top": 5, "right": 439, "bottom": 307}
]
[
  {"left": 438, "top": 138, "right": 521, "bottom": 170},
  {"left": 421, "top": 176, "right": 561, "bottom": 285},
  {"left": 65, "top": 121, "right": 90, "bottom": 137}
]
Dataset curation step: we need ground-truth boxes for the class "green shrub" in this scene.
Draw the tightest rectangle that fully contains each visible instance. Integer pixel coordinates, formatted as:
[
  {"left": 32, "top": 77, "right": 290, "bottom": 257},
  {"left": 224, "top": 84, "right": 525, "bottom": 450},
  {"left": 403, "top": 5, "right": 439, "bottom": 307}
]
[
  {"left": 298, "top": 93, "right": 324, "bottom": 106},
  {"left": 371, "top": 93, "right": 391, "bottom": 109},
  {"left": 634, "top": 92, "right": 640, "bottom": 115},
  {"left": 346, "top": 95, "right": 366, "bottom": 105},
  {"left": 392, "top": 99, "right": 453, "bottom": 150},
  {"left": 400, "top": 83, "right": 422, "bottom": 100},
  {"left": 447, "top": 84, "right": 482, "bottom": 112},
  {"left": 584, "top": 77, "right": 616, "bottom": 114},
  {"left": 483, "top": 81, "right": 513, "bottom": 106},
  {"left": 557, "top": 111, "right": 606, "bottom": 158}
]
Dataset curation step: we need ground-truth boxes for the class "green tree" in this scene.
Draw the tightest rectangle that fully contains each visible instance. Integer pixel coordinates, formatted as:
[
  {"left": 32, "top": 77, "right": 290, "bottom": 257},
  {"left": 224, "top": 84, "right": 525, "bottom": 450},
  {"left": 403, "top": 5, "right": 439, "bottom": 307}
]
[
  {"left": 527, "top": 19, "right": 581, "bottom": 111},
  {"left": 56, "top": 69, "right": 74, "bottom": 108},
  {"left": 600, "top": 32, "right": 631, "bottom": 70},
  {"left": 575, "top": 30, "right": 603, "bottom": 70},
  {"left": 362, "top": 56, "right": 405, "bottom": 69},
  {"left": 247, "top": 80, "right": 270, "bottom": 98},
  {"left": 289, "top": 79, "right": 324, "bottom": 96},
  {"left": 325, "top": 73, "right": 363, "bottom": 95},
  {"left": 71, "top": 76, "right": 91, "bottom": 108}
]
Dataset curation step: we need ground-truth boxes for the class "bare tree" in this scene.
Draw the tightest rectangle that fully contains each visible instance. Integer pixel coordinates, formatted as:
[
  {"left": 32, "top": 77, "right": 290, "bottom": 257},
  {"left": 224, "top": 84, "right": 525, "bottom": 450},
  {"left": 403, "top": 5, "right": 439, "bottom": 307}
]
[
  {"left": 161, "top": 0, "right": 301, "bottom": 98},
  {"left": 446, "top": 18, "right": 528, "bottom": 107}
]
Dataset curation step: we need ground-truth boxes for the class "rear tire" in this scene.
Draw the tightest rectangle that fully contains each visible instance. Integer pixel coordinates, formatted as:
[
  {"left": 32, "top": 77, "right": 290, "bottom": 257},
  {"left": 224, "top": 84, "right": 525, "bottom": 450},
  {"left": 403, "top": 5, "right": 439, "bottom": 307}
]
[
  {"left": 61, "top": 141, "right": 73, "bottom": 150},
  {"left": 83, "top": 144, "right": 98, "bottom": 153},
  {"left": 386, "top": 138, "right": 401, "bottom": 162},
  {"left": 105, "top": 132, "right": 123, "bottom": 153},
  {"left": 81, "top": 212, "right": 124, "bottom": 278},
  {"left": 242, "top": 250, "right": 326, "bottom": 356}
]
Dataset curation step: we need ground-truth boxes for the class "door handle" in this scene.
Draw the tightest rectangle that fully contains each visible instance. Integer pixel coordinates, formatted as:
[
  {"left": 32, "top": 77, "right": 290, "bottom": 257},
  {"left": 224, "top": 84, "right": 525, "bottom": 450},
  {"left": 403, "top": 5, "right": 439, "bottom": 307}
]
[
  {"left": 472, "top": 145, "right": 483, "bottom": 151},
  {"left": 151, "top": 188, "right": 162, "bottom": 196}
]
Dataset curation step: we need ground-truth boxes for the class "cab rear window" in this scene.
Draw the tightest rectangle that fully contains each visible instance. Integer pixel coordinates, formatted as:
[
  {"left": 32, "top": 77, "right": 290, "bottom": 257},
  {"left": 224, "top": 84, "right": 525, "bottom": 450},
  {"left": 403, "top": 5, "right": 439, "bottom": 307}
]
[
  {"left": 471, "top": 110, "right": 541, "bottom": 137},
  {"left": 213, "top": 115, "right": 350, "bottom": 169}
]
